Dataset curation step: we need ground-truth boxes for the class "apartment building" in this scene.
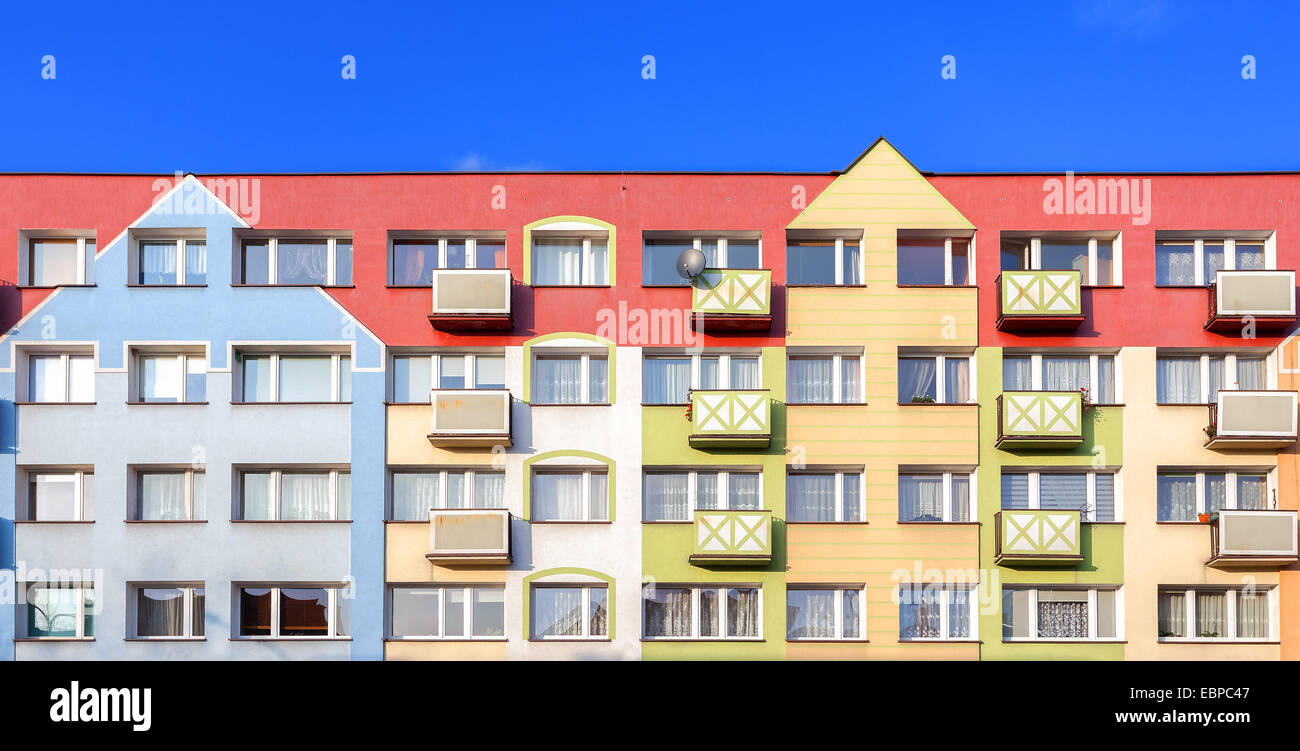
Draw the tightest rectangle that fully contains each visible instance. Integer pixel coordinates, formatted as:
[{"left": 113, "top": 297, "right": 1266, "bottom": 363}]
[{"left": 1, "top": 139, "right": 1296, "bottom": 660}]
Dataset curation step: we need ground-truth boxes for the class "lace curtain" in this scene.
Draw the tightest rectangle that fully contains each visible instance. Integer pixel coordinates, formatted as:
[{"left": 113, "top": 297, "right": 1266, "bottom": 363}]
[
  {"left": 1237, "top": 591, "right": 1269, "bottom": 639},
  {"left": 790, "top": 474, "right": 836, "bottom": 522},
  {"left": 1037, "top": 595, "right": 1087, "bottom": 638},
  {"left": 644, "top": 357, "right": 690, "bottom": 403},
  {"left": 900, "top": 586, "right": 941, "bottom": 639},
  {"left": 1157, "top": 474, "right": 1196, "bottom": 521},
  {"left": 140, "top": 473, "right": 185, "bottom": 520},
  {"left": 644, "top": 473, "right": 689, "bottom": 521},
  {"left": 533, "top": 473, "right": 583, "bottom": 520},
  {"left": 789, "top": 358, "right": 834, "bottom": 403},
  {"left": 900, "top": 475, "right": 944, "bottom": 522},
  {"left": 787, "top": 590, "right": 836, "bottom": 639},
  {"left": 644, "top": 588, "right": 693, "bottom": 637},
  {"left": 898, "top": 358, "right": 937, "bottom": 402},
  {"left": 392, "top": 473, "right": 438, "bottom": 520},
  {"left": 533, "top": 358, "right": 582, "bottom": 403},
  {"left": 281, "top": 473, "right": 331, "bottom": 520},
  {"left": 1159, "top": 591, "right": 1186, "bottom": 637},
  {"left": 1157, "top": 357, "right": 1201, "bottom": 403}
]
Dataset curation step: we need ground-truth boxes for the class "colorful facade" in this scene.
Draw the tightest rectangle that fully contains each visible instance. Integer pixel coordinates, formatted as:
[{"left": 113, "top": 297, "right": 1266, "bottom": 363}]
[{"left": 2, "top": 139, "right": 1297, "bottom": 659}]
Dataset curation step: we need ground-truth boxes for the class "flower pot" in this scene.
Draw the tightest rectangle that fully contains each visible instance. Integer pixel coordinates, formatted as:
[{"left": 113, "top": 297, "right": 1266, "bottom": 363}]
[{"left": 1198, "top": 513, "right": 1211, "bottom": 523}]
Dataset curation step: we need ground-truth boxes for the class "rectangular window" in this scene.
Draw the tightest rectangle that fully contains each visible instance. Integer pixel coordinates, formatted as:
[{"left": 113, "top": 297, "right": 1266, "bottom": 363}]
[
  {"left": 787, "top": 235, "right": 862, "bottom": 285},
  {"left": 1002, "top": 234, "right": 1118, "bottom": 285},
  {"left": 644, "top": 352, "right": 762, "bottom": 404},
  {"left": 239, "top": 236, "right": 352, "bottom": 285},
  {"left": 898, "top": 353, "right": 972, "bottom": 404},
  {"left": 1002, "top": 587, "right": 1120, "bottom": 641},
  {"left": 787, "top": 587, "right": 863, "bottom": 640},
  {"left": 531, "top": 469, "right": 609, "bottom": 522},
  {"left": 136, "top": 352, "right": 207, "bottom": 403},
  {"left": 394, "top": 352, "right": 506, "bottom": 402},
  {"left": 897, "top": 236, "right": 972, "bottom": 285},
  {"left": 1156, "top": 469, "right": 1269, "bottom": 521},
  {"left": 25, "top": 470, "right": 93, "bottom": 521},
  {"left": 530, "top": 584, "right": 609, "bottom": 639},
  {"left": 643, "top": 469, "right": 762, "bottom": 521},
  {"left": 533, "top": 236, "right": 608, "bottom": 286},
  {"left": 388, "top": 584, "right": 505, "bottom": 639},
  {"left": 390, "top": 236, "right": 506, "bottom": 285},
  {"left": 1001, "top": 353, "right": 1118, "bottom": 403},
  {"left": 643, "top": 235, "right": 761, "bottom": 285},
  {"left": 532, "top": 353, "right": 608, "bottom": 404},
  {"left": 1156, "top": 236, "right": 1274, "bottom": 286},
  {"left": 389, "top": 469, "right": 504, "bottom": 520},
  {"left": 27, "top": 352, "right": 94, "bottom": 403},
  {"left": 137, "top": 238, "right": 206, "bottom": 285},
  {"left": 899, "top": 585, "right": 975, "bottom": 640},
  {"left": 1159, "top": 587, "right": 1273, "bottom": 641},
  {"left": 134, "top": 469, "right": 205, "bottom": 521},
  {"left": 132, "top": 585, "right": 204, "bottom": 639},
  {"left": 237, "top": 585, "right": 350, "bottom": 638},
  {"left": 238, "top": 469, "right": 350, "bottom": 520},
  {"left": 642, "top": 584, "right": 761, "bottom": 640},
  {"left": 1157, "top": 352, "right": 1270, "bottom": 403},
  {"left": 23, "top": 582, "right": 94, "bottom": 638},
  {"left": 238, "top": 352, "right": 351, "bottom": 403},
  {"left": 1000, "top": 471, "right": 1117, "bottom": 521},
  {"left": 26, "top": 237, "right": 92, "bottom": 286},
  {"left": 788, "top": 470, "right": 863, "bottom": 522},
  {"left": 899, "top": 471, "right": 973, "bottom": 522},
  {"left": 787, "top": 353, "right": 861, "bottom": 404}
]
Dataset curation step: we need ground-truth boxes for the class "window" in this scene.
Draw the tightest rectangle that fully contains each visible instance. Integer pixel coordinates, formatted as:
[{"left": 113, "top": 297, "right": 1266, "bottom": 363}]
[
  {"left": 22, "top": 582, "right": 94, "bottom": 638},
  {"left": 786, "top": 235, "right": 862, "bottom": 285},
  {"left": 642, "top": 584, "right": 761, "bottom": 640},
  {"left": 23, "top": 235, "right": 93, "bottom": 286},
  {"left": 1001, "top": 471, "right": 1117, "bottom": 522},
  {"left": 1159, "top": 587, "right": 1273, "bottom": 641},
  {"left": 533, "top": 236, "right": 608, "bottom": 286},
  {"left": 899, "top": 585, "right": 976, "bottom": 640},
  {"left": 387, "top": 585, "right": 505, "bottom": 639},
  {"left": 237, "top": 585, "right": 350, "bottom": 638},
  {"left": 135, "top": 237, "right": 207, "bottom": 285},
  {"left": 1001, "top": 234, "right": 1120, "bottom": 285},
  {"left": 390, "top": 235, "right": 506, "bottom": 285},
  {"left": 530, "top": 584, "right": 609, "bottom": 639},
  {"left": 643, "top": 352, "right": 761, "bottom": 404},
  {"left": 26, "top": 352, "right": 94, "bottom": 402},
  {"left": 643, "top": 469, "right": 762, "bottom": 521},
  {"left": 642, "top": 234, "right": 761, "bottom": 285},
  {"left": 899, "top": 471, "right": 973, "bottom": 522},
  {"left": 390, "top": 469, "right": 505, "bottom": 520},
  {"left": 133, "top": 469, "right": 205, "bottom": 521},
  {"left": 393, "top": 352, "right": 506, "bottom": 402},
  {"left": 1156, "top": 469, "right": 1269, "bottom": 521},
  {"left": 238, "top": 469, "right": 350, "bottom": 520},
  {"left": 787, "top": 352, "right": 861, "bottom": 404},
  {"left": 787, "top": 470, "right": 862, "bottom": 522},
  {"left": 897, "top": 235, "right": 972, "bottom": 285},
  {"left": 1002, "top": 352, "right": 1118, "bottom": 403},
  {"left": 131, "top": 585, "right": 204, "bottom": 639},
  {"left": 898, "top": 353, "right": 973, "bottom": 404},
  {"left": 532, "top": 353, "right": 608, "bottom": 404},
  {"left": 1156, "top": 236, "right": 1271, "bottom": 286},
  {"left": 531, "top": 468, "right": 608, "bottom": 522},
  {"left": 24, "top": 470, "right": 93, "bottom": 521},
  {"left": 135, "top": 352, "right": 206, "bottom": 403},
  {"left": 239, "top": 236, "right": 352, "bottom": 285},
  {"left": 1002, "top": 587, "right": 1120, "bottom": 641},
  {"left": 786, "top": 587, "right": 863, "bottom": 640},
  {"left": 1156, "top": 352, "right": 1269, "bottom": 404},
  {"left": 238, "top": 352, "right": 351, "bottom": 403}
]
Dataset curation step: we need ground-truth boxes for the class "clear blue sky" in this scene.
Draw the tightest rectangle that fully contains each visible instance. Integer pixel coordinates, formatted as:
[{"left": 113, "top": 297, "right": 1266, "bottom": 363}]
[{"left": 2, "top": 0, "right": 1297, "bottom": 173}]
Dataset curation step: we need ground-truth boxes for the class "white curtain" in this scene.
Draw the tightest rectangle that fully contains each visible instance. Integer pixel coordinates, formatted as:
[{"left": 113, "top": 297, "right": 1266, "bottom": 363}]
[
  {"left": 29, "top": 355, "right": 63, "bottom": 402},
  {"left": 644, "top": 357, "right": 690, "bottom": 403},
  {"left": 1157, "top": 357, "right": 1201, "bottom": 403},
  {"left": 900, "top": 586, "right": 941, "bottom": 639},
  {"left": 842, "top": 241, "right": 862, "bottom": 285},
  {"left": 644, "top": 473, "right": 689, "bottom": 521},
  {"left": 1203, "top": 243, "right": 1225, "bottom": 282},
  {"left": 728, "top": 473, "right": 761, "bottom": 510},
  {"left": 589, "top": 242, "right": 609, "bottom": 285},
  {"left": 185, "top": 241, "right": 207, "bottom": 283},
  {"left": 279, "top": 356, "right": 332, "bottom": 402},
  {"left": 951, "top": 476, "right": 970, "bottom": 522},
  {"left": 141, "top": 241, "right": 176, "bottom": 283},
  {"left": 588, "top": 473, "right": 609, "bottom": 521},
  {"left": 787, "top": 590, "right": 836, "bottom": 639},
  {"left": 644, "top": 587, "right": 693, "bottom": 637},
  {"left": 533, "top": 473, "right": 583, "bottom": 520},
  {"left": 898, "top": 358, "right": 937, "bottom": 402},
  {"left": 534, "top": 587, "right": 583, "bottom": 637},
  {"left": 727, "top": 588, "right": 760, "bottom": 637},
  {"left": 840, "top": 357, "right": 860, "bottom": 402},
  {"left": 588, "top": 588, "right": 609, "bottom": 636},
  {"left": 842, "top": 474, "right": 862, "bottom": 522},
  {"left": 900, "top": 475, "right": 944, "bottom": 522},
  {"left": 140, "top": 473, "right": 185, "bottom": 520},
  {"left": 588, "top": 358, "right": 608, "bottom": 402},
  {"left": 1209, "top": 356, "right": 1226, "bottom": 401},
  {"left": 1237, "top": 474, "right": 1266, "bottom": 510},
  {"left": 137, "top": 588, "right": 184, "bottom": 637},
  {"left": 1196, "top": 591, "right": 1226, "bottom": 638},
  {"left": 1206, "top": 473, "right": 1227, "bottom": 514},
  {"left": 789, "top": 474, "right": 836, "bottom": 522},
  {"left": 281, "top": 473, "right": 331, "bottom": 520},
  {"left": 277, "top": 241, "right": 329, "bottom": 284},
  {"left": 1237, "top": 244, "right": 1265, "bottom": 270},
  {"left": 789, "top": 358, "right": 833, "bottom": 403},
  {"left": 944, "top": 357, "right": 970, "bottom": 403},
  {"left": 1237, "top": 591, "right": 1269, "bottom": 639},
  {"left": 1043, "top": 357, "right": 1089, "bottom": 392},
  {"left": 241, "top": 473, "right": 273, "bottom": 520},
  {"left": 446, "top": 472, "right": 466, "bottom": 509},
  {"left": 729, "top": 357, "right": 760, "bottom": 389},
  {"left": 1157, "top": 244, "right": 1195, "bottom": 285},
  {"left": 533, "top": 357, "right": 582, "bottom": 404},
  {"left": 474, "top": 473, "right": 504, "bottom": 509},
  {"left": 1237, "top": 358, "right": 1266, "bottom": 390},
  {"left": 533, "top": 239, "right": 582, "bottom": 285},
  {"left": 696, "top": 472, "right": 719, "bottom": 510},
  {"left": 948, "top": 588, "right": 970, "bottom": 638},
  {"left": 1003, "top": 356, "right": 1032, "bottom": 390},
  {"left": 1097, "top": 356, "right": 1116, "bottom": 403},
  {"left": 1037, "top": 591, "right": 1088, "bottom": 638},
  {"left": 1157, "top": 474, "right": 1196, "bottom": 521},
  {"left": 1158, "top": 591, "right": 1186, "bottom": 637}
]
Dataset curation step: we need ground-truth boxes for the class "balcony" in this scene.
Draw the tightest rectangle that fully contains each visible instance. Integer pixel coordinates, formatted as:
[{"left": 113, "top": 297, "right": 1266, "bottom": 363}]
[
  {"left": 995, "top": 391, "right": 1084, "bottom": 449},
  {"left": 1207, "top": 509, "right": 1299, "bottom": 568},
  {"left": 1204, "top": 390, "right": 1297, "bottom": 450},
  {"left": 689, "top": 389, "right": 771, "bottom": 448},
  {"left": 994, "top": 509, "right": 1084, "bottom": 566},
  {"left": 690, "top": 509, "right": 773, "bottom": 566},
  {"left": 426, "top": 508, "right": 512, "bottom": 565},
  {"left": 429, "top": 269, "right": 513, "bottom": 331},
  {"left": 1205, "top": 270, "right": 1296, "bottom": 333},
  {"left": 995, "top": 270, "right": 1085, "bottom": 331},
  {"left": 691, "top": 268, "right": 772, "bottom": 332},
  {"left": 428, "top": 389, "right": 513, "bottom": 447}
]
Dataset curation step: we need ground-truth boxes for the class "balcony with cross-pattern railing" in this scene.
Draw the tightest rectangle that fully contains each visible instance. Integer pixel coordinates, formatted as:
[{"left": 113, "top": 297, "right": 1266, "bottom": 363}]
[
  {"left": 690, "top": 268, "right": 772, "bottom": 332},
  {"left": 995, "top": 269, "right": 1085, "bottom": 332},
  {"left": 690, "top": 509, "right": 773, "bottom": 566},
  {"left": 994, "top": 509, "right": 1084, "bottom": 566},
  {"left": 995, "top": 390, "right": 1085, "bottom": 449},
  {"left": 689, "top": 389, "right": 772, "bottom": 448}
]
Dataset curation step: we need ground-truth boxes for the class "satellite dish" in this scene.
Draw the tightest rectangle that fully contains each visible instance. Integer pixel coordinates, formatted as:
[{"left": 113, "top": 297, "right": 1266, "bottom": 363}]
[{"left": 676, "top": 248, "right": 707, "bottom": 280}]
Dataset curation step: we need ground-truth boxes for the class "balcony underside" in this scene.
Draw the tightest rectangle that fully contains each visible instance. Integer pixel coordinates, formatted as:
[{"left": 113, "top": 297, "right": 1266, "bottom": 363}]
[
  {"left": 688, "top": 433, "right": 771, "bottom": 449},
  {"left": 995, "top": 435, "right": 1084, "bottom": 450},
  {"left": 1203, "top": 313, "right": 1296, "bottom": 334},
  {"left": 428, "top": 432, "right": 513, "bottom": 448},
  {"left": 1204, "top": 435, "right": 1297, "bottom": 450},
  {"left": 995, "top": 313, "right": 1085, "bottom": 332},
  {"left": 1206, "top": 552, "right": 1299, "bottom": 569},
  {"left": 425, "top": 552, "right": 512, "bottom": 565},
  {"left": 428, "top": 312, "right": 513, "bottom": 331},
  {"left": 994, "top": 552, "right": 1084, "bottom": 567},
  {"left": 688, "top": 552, "right": 772, "bottom": 567},
  {"left": 690, "top": 312, "right": 772, "bottom": 332}
]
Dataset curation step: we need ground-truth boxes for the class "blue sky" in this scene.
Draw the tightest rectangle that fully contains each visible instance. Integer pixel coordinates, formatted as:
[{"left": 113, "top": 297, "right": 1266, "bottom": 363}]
[{"left": 2, "top": 0, "right": 1298, "bottom": 173}]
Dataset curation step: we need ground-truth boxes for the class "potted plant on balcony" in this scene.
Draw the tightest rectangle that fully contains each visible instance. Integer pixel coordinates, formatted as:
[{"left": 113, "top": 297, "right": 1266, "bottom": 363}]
[
  {"left": 1079, "top": 386, "right": 1092, "bottom": 407},
  {"left": 1198, "top": 512, "right": 1211, "bottom": 523},
  {"left": 910, "top": 394, "right": 936, "bottom": 403}
]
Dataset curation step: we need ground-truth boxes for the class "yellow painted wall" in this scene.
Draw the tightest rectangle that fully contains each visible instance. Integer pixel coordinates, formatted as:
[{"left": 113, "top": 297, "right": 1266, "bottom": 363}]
[{"left": 387, "top": 404, "right": 503, "bottom": 466}]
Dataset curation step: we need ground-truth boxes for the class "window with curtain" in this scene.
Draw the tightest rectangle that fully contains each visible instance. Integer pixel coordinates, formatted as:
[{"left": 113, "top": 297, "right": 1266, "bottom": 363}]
[
  {"left": 898, "top": 357, "right": 937, "bottom": 402},
  {"left": 533, "top": 354, "right": 607, "bottom": 404},
  {"left": 899, "top": 475, "right": 944, "bottom": 522},
  {"left": 643, "top": 470, "right": 760, "bottom": 520},
  {"left": 1196, "top": 590, "right": 1227, "bottom": 638},
  {"left": 532, "top": 469, "right": 608, "bottom": 521},
  {"left": 1156, "top": 242, "right": 1195, "bottom": 285},
  {"left": 1236, "top": 473, "right": 1267, "bottom": 509},
  {"left": 531, "top": 585, "right": 608, "bottom": 639},
  {"left": 1000, "top": 473, "right": 1029, "bottom": 510},
  {"left": 787, "top": 353, "right": 860, "bottom": 403},
  {"left": 393, "top": 355, "right": 432, "bottom": 402},
  {"left": 1158, "top": 470, "right": 1268, "bottom": 520},
  {"left": 1037, "top": 590, "right": 1089, "bottom": 638},
  {"left": 533, "top": 237, "right": 607, "bottom": 285},
  {"left": 1000, "top": 471, "right": 1113, "bottom": 521},
  {"left": 28, "top": 352, "right": 94, "bottom": 403},
  {"left": 238, "top": 469, "right": 348, "bottom": 520},
  {"left": 644, "top": 472, "right": 690, "bottom": 521},
  {"left": 1003, "top": 588, "right": 1116, "bottom": 641},
  {"left": 134, "top": 586, "right": 204, "bottom": 638},
  {"left": 643, "top": 585, "right": 760, "bottom": 640},
  {"left": 388, "top": 585, "right": 504, "bottom": 639},
  {"left": 1160, "top": 587, "right": 1271, "bottom": 640},
  {"left": 1156, "top": 357, "right": 1201, "bottom": 403},
  {"left": 786, "top": 588, "right": 861, "bottom": 640},
  {"left": 1002, "top": 356, "right": 1033, "bottom": 390},
  {"left": 1235, "top": 357, "right": 1267, "bottom": 390},
  {"left": 136, "top": 470, "right": 204, "bottom": 521},
  {"left": 390, "top": 470, "right": 504, "bottom": 519},
  {"left": 27, "top": 238, "right": 84, "bottom": 286},
  {"left": 787, "top": 237, "right": 860, "bottom": 285},
  {"left": 788, "top": 471, "right": 861, "bottom": 522},
  {"left": 1039, "top": 474, "right": 1087, "bottom": 513},
  {"left": 237, "top": 586, "right": 349, "bottom": 639},
  {"left": 1042, "top": 356, "right": 1090, "bottom": 391},
  {"left": 644, "top": 356, "right": 691, "bottom": 403},
  {"left": 899, "top": 585, "right": 972, "bottom": 640}
]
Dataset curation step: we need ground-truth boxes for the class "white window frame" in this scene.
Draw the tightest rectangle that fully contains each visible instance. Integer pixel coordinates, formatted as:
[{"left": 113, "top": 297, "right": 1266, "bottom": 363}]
[
  {"left": 645, "top": 351, "right": 764, "bottom": 401},
  {"left": 787, "top": 234, "right": 863, "bottom": 285},
  {"left": 898, "top": 584, "right": 979, "bottom": 641},
  {"left": 531, "top": 467, "right": 610, "bottom": 522},
  {"left": 786, "top": 352, "right": 863, "bottom": 404},
  {"left": 897, "top": 470, "right": 977, "bottom": 523},
  {"left": 238, "top": 352, "right": 350, "bottom": 403},
  {"left": 389, "top": 468, "right": 506, "bottom": 518},
  {"left": 22, "top": 581, "right": 94, "bottom": 639},
  {"left": 1156, "top": 469, "right": 1274, "bottom": 518},
  {"left": 1003, "top": 586, "right": 1123, "bottom": 642},
  {"left": 135, "top": 237, "right": 205, "bottom": 285},
  {"left": 240, "top": 236, "right": 350, "bottom": 286},
  {"left": 1002, "top": 352, "right": 1121, "bottom": 403},
  {"left": 531, "top": 352, "right": 609, "bottom": 404},
  {"left": 134, "top": 468, "right": 205, "bottom": 521},
  {"left": 1156, "top": 236, "right": 1276, "bottom": 286},
  {"left": 1010, "top": 235, "right": 1123, "bottom": 286},
  {"left": 899, "top": 353, "right": 977, "bottom": 404},
  {"left": 386, "top": 584, "right": 506, "bottom": 641},
  {"left": 389, "top": 235, "right": 504, "bottom": 284},
  {"left": 1158, "top": 586, "right": 1277, "bottom": 642},
  {"left": 641, "top": 584, "right": 764, "bottom": 641},
  {"left": 1001, "top": 469, "right": 1121, "bottom": 522},
  {"left": 25, "top": 469, "right": 93, "bottom": 521},
  {"left": 430, "top": 353, "right": 507, "bottom": 391},
  {"left": 237, "top": 469, "right": 350, "bottom": 520},
  {"left": 642, "top": 468, "right": 765, "bottom": 521},
  {"left": 786, "top": 586, "right": 865, "bottom": 641},
  {"left": 135, "top": 352, "right": 206, "bottom": 403},
  {"left": 129, "top": 584, "right": 205, "bottom": 640},
  {"left": 26, "top": 351, "right": 94, "bottom": 403},
  {"left": 24, "top": 235, "right": 90, "bottom": 286},
  {"left": 1155, "top": 352, "right": 1274, "bottom": 403},
  {"left": 532, "top": 234, "right": 609, "bottom": 285},
  {"left": 787, "top": 468, "right": 866, "bottom": 522},
  {"left": 529, "top": 583, "right": 610, "bottom": 640},
  {"left": 236, "top": 585, "right": 349, "bottom": 639},
  {"left": 897, "top": 234, "right": 976, "bottom": 286}
]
